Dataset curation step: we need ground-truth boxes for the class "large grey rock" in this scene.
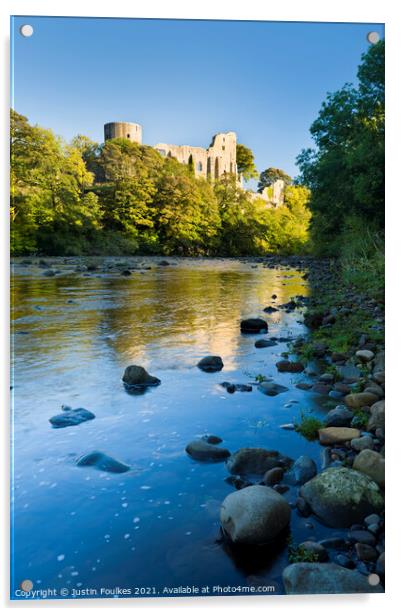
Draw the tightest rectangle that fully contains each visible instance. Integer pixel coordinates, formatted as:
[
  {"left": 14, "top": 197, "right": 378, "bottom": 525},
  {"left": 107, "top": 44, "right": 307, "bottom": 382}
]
[
  {"left": 49, "top": 407, "right": 95, "bottom": 428},
  {"left": 220, "top": 485, "right": 290, "bottom": 544},
  {"left": 351, "top": 435, "right": 374, "bottom": 451},
  {"left": 255, "top": 339, "right": 277, "bottom": 348},
  {"left": 226, "top": 448, "right": 288, "bottom": 476},
  {"left": 240, "top": 318, "right": 268, "bottom": 333},
  {"left": 76, "top": 451, "right": 130, "bottom": 473},
  {"left": 353, "top": 449, "right": 385, "bottom": 489},
  {"left": 345, "top": 392, "right": 379, "bottom": 409},
  {"left": 185, "top": 440, "right": 230, "bottom": 462},
  {"left": 301, "top": 467, "right": 383, "bottom": 527},
  {"left": 318, "top": 427, "right": 360, "bottom": 445},
  {"left": 197, "top": 356, "right": 224, "bottom": 372},
  {"left": 122, "top": 365, "right": 160, "bottom": 389},
  {"left": 293, "top": 455, "right": 317, "bottom": 484},
  {"left": 282, "top": 562, "right": 383, "bottom": 594}
]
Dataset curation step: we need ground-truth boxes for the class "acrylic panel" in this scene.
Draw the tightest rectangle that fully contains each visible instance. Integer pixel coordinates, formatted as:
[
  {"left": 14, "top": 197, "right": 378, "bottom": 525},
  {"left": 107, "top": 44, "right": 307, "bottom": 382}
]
[{"left": 10, "top": 16, "right": 385, "bottom": 600}]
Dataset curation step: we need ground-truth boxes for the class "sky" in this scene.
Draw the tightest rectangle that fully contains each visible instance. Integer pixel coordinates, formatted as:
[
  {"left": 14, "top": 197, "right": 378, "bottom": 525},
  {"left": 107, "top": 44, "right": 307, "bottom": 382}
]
[{"left": 11, "top": 16, "right": 384, "bottom": 179}]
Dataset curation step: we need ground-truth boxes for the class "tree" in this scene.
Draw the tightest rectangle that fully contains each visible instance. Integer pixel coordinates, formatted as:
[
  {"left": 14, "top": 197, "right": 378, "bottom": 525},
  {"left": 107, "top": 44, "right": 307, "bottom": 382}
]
[
  {"left": 236, "top": 143, "right": 258, "bottom": 181},
  {"left": 257, "top": 167, "right": 292, "bottom": 193},
  {"left": 296, "top": 40, "right": 384, "bottom": 253}
]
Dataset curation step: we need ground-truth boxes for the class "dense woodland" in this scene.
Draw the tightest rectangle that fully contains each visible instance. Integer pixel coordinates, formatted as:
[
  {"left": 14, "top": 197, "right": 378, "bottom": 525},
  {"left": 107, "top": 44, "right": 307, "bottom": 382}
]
[{"left": 11, "top": 40, "right": 383, "bottom": 274}]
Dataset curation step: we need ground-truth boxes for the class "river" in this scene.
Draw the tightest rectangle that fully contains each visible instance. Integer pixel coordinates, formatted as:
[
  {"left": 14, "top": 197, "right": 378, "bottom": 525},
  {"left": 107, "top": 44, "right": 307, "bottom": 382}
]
[{"left": 10, "top": 257, "right": 337, "bottom": 599}]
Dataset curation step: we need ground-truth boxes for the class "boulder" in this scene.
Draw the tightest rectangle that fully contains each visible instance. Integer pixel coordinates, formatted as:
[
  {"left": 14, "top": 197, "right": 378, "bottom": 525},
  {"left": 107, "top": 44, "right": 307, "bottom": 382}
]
[
  {"left": 351, "top": 435, "right": 374, "bottom": 452},
  {"left": 258, "top": 382, "right": 289, "bottom": 396},
  {"left": 324, "top": 406, "right": 354, "bottom": 428},
  {"left": 220, "top": 485, "right": 291, "bottom": 544},
  {"left": 76, "top": 451, "right": 130, "bottom": 473},
  {"left": 293, "top": 455, "right": 317, "bottom": 484},
  {"left": 49, "top": 407, "right": 95, "bottom": 428},
  {"left": 226, "top": 448, "right": 289, "bottom": 476},
  {"left": 355, "top": 350, "right": 375, "bottom": 363},
  {"left": 240, "top": 318, "right": 268, "bottom": 333},
  {"left": 276, "top": 360, "right": 304, "bottom": 373},
  {"left": 122, "top": 365, "right": 160, "bottom": 389},
  {"left": 353, "top": 449, "right": 385, "bottom": 489},
  {"left": 318, "top": 427, "right": 360, "bottom": 445},
  {"left": 197, "top": 356, "right": 224, "bottom": 372},
  {"left": 202, "top": 434, "right": 222, "bottom": 444},
  {"left": 282, "top": 562, "right": 383, "bottom": 594},
  {"left": 301, "top": 467, "right": 383, "bottom": 527},
  {"left": 367, "top": 400, "right": 385, "bottom": 432},
  {"left": 185, "top": 440, "right": 230, "bottom": 462},
  {"left": 345, "top": 392, "right": 379, "bottom": 409}
]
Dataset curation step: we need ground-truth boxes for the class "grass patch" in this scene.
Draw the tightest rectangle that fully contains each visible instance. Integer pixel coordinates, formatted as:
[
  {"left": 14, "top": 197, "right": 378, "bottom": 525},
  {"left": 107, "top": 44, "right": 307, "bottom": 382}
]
[
  {"left": 350, "top": 409, "right": 370, "bottom": 429},
  {"left": 294, "top": 411, "right": 324, "bottom": 441},
  {"left": 288, "top": 541, "right": 319, "bottom": 564}
]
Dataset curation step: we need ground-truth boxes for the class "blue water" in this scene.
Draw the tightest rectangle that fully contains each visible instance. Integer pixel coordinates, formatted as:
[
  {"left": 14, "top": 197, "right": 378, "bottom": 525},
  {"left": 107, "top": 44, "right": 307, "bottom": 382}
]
[{"left": 10, "top": 257, "right": 336, "bottom": 599}]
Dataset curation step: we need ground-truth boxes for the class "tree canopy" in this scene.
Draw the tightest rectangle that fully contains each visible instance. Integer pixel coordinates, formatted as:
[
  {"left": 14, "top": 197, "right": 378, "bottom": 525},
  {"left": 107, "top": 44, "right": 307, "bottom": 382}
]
[{"left": 236, "top": 143, "right": 259, "bottom": 181}]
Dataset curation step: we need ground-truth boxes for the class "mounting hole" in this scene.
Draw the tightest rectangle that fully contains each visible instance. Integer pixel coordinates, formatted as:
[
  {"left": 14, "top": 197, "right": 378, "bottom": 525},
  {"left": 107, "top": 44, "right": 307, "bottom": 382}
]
[
  {"left": 20, "top": 24, "right": 34, "bottom": 38},
  {"left": 367, "top": 31, "right": 380, "bottom": 44},
  {"left": 368, "top": 573, "right": 381, "bottom": 586}
]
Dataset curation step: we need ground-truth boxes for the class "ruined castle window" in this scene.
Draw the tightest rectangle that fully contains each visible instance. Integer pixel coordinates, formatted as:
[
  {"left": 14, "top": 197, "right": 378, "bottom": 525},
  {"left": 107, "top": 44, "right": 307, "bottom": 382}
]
[
  {"left": 222, "top": 146, "right": 225, "bottom": 151},
  {"left": 127, "top": 134, "right": 130, "bottom": 139},
  {"left": 197, "top": 162, "right": 203, "bottom": 172}
]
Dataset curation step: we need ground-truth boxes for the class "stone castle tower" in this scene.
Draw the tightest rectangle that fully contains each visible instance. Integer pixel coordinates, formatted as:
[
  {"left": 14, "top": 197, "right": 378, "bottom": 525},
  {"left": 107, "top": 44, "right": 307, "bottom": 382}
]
[{"left": 104, "top": 121, "right": 238, "bottom": 180}]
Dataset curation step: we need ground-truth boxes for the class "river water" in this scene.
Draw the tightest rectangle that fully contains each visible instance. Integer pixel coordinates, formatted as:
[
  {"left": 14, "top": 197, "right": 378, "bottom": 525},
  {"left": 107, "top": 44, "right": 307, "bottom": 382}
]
[{"left": 11, "top": 257, "right": 334, "bottom": 599}]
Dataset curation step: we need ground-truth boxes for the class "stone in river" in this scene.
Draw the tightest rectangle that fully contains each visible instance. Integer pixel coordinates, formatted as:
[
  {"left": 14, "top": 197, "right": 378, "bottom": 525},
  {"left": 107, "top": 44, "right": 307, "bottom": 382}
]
[
  {"left": 276, "top": 360, "right": 304, "bottom": 373},
  {"left": 300, "top": 467, "right": 383, "bottom": 527},
  {"left": 351, "top": 435, "right": 374, "bottom": 452},
  {"left": 185, "top": 440, "right": 230, "bottom": 462},
  {"left": 353, "top": 449, "right": 385, "bottom": 489},
  {"left": 197, "top": 356, "right": 224, "bottom": 372},
  {"left": 258, "top": 382, "right": 289, "bottom": 396},
  {"left": 202, "top": 434, "right": 223, "bottom": 444},
  {"left": 263, "top": 306, "right": 278, "bottom": 314},
  {"left": 344, "top": 392, "right": 379, "bottom": 409},
  {"left": 255, "top": 339, "right": 277, "bottom": 348},
  {"left": 318, "top": 427, "right": 360, "bottom": 445},
  {"left": 282, "top": 562, "right": 383, "bottom": 594},
  {"left": 226, "top": 447, "right": 290, "bottom": 476},
  {"left": 220, "top": 485, "right": 291, "bottom": 544},
  {"left": 263, "top": 467, "right": 284, "bottom": 486},
  {"left": 240, "top": 318, "right": 268, "bottom": 333},
  {"left": 122, "top": 365, "right": 161, "bottom": 389},
  {"left": 324, "top": 406, "right": 354, "bottom": 428},
  {"left": 296, "top": 382, "right": 312, "bottom": 391},
  {"left": 76, "top": 451, "right": 130, "bottom": 473},
  {"left": 292, "top": 455, "right": 317, "bottom": 484},
  {"left": 49, "top": 407, "right": 95, "bottom": 428}
]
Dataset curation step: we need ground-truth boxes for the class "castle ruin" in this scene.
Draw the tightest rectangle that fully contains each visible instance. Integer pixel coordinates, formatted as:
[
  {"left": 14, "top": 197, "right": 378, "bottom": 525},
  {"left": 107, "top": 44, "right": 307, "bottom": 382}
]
[{"left": 104, "top": 121, "right": 284, "bottom": 206}]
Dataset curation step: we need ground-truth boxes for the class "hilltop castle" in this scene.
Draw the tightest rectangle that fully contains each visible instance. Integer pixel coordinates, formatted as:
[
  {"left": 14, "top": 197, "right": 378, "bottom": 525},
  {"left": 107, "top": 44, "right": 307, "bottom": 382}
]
[{"left": 104, "top": 121, "right": 284, "bottom": 206}]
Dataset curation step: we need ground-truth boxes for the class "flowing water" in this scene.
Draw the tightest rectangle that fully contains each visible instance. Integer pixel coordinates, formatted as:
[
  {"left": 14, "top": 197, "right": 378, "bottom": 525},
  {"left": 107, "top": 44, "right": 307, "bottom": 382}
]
[{"left": 11, "top": 257, "right": 336, "bottom": 599}]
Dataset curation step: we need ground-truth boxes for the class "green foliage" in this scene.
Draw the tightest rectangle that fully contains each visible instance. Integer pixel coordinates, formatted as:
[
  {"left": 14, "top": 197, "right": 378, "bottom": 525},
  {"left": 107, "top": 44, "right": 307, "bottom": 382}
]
[
  {"left": 351, "top": 409, "right": 370, "bottom": 429},
  {"left": 10, "top": 113, "right": 311, "bottom": 257},
  {"left": 254, "top": 374, "right": 269, "bottom": 383},
  {"left": 236, "top": 143, "right": 258, "bottom": 181},
  {"left": 296, "top": 40, "right": 384, "bottom": 255},
  {"left": 258, "top": 167, "right": 292, "bottom": 193},
  {"left": 288, "top": 542, "right": 319, "bottom": 564},
  {"left": 294, "top": 411, "right": 323, "bottom": 440}
]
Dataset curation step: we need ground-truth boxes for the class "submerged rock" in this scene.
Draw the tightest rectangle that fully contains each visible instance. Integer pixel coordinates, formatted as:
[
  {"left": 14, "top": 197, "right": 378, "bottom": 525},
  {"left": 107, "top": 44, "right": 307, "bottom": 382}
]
[
  {"left": 49, "top": 407, "right": 95, "bottom": 428},
  {"left": 240, "top": 318, "right": 268, "bottom": 333},
  {"left": 185, "top": 440, "right": 230, "bottom": 461},
  {"left": 301, "top": 467, "right": 384, "bottom": 527},
  {"left": 258, "top": 382, "right": 289, "bottom": 396},
  {"left": 276, "top": 360, "right": 304, "bottom": 373},
  {"left": 226, "top": 448, "right": 291, "bottom": 476},
  {"left": 122, "top": 365, "right": 161, "bottom": 389},
  {"left": 202, "top": 434, "right": 223, "bottom": 444},
  {"left": 220, "top": 485, "right": 291, "bottom": 544},
  {"left": 198, "top": 356, "right": 224, "bottom": 372},
  {"left": 292, "top": 455, "right": 317, "bottom": 485},
  {"left": 76, "top": 451, "right": 130, "bottom": 473},
  {"left": 220, "top": 381, "right": 252, "bottom": 393},
  {"left": 282, "top": 562, "right": 383, "bottom": 594},
  {"left": 255, "top": 339, "right": 277, "bottom": 348}
]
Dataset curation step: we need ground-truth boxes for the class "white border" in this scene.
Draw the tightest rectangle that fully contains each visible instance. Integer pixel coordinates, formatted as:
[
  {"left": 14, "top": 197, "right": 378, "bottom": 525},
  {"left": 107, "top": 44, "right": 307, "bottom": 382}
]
[{"left": 1, "top": 1, "right": 399, "bottom": 613}]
